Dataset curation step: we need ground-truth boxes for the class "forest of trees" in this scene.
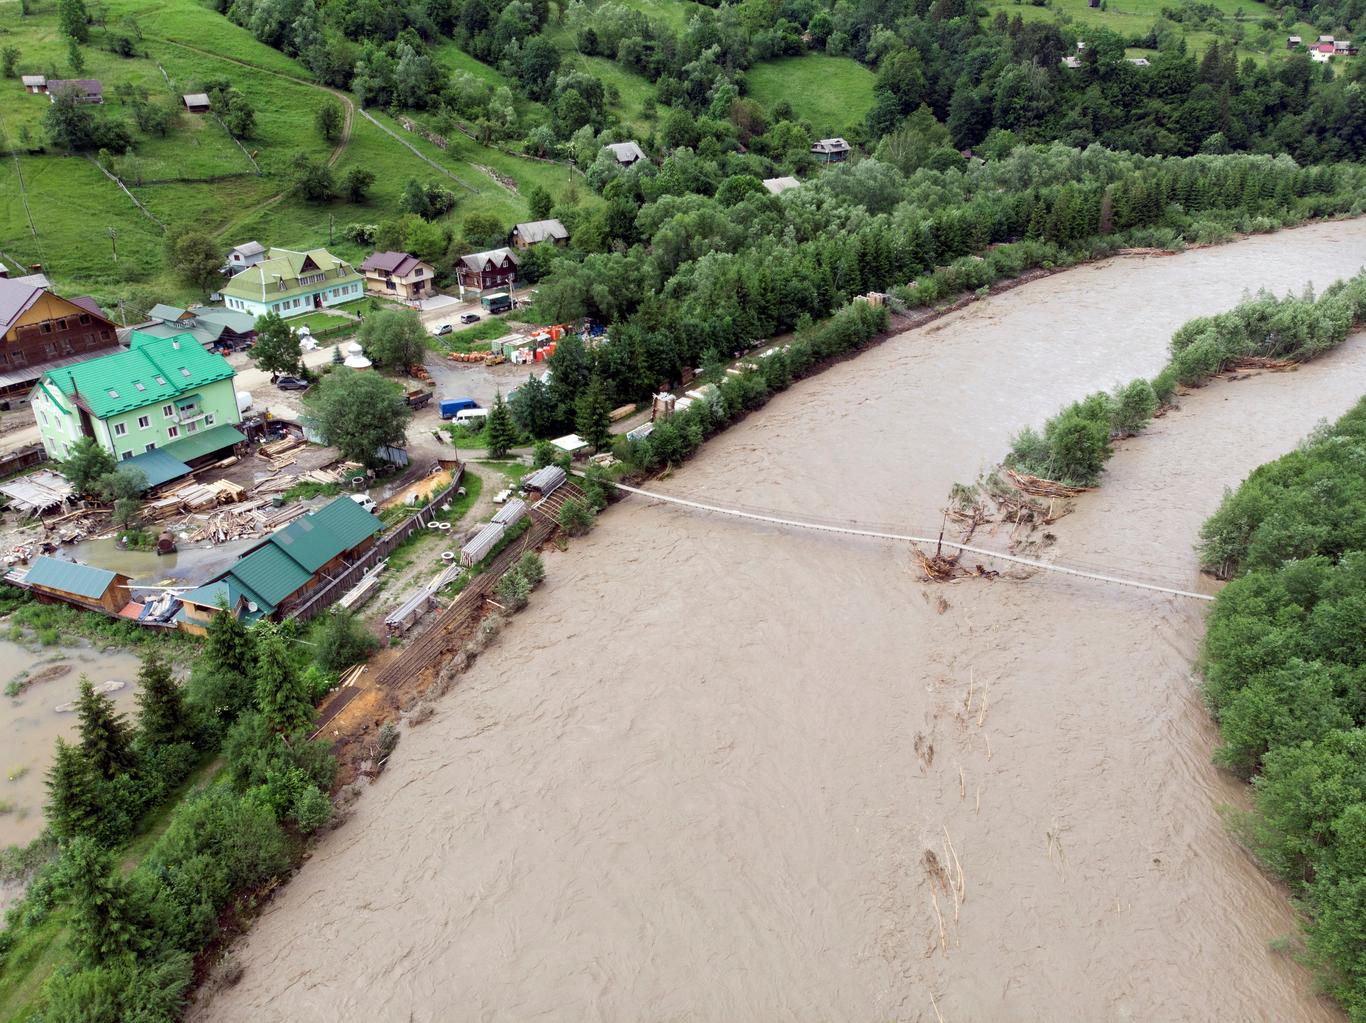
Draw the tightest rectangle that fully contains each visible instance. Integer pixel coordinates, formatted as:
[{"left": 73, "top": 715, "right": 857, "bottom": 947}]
[
  {"left": 1198, "top": 397, "right": 1366, "bottom": 1018},
  {"left": 0, "top": 610, "right": 366, "bottom": 1022}
]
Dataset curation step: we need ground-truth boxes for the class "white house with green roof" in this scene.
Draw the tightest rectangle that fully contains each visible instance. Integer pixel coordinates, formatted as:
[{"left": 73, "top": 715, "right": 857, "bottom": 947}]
[
  {"left": 220, "top": 247, "right": 364, "bottom": 320},
  {"left": 30, "top": 331, "right": 245, "bottom": 488}
]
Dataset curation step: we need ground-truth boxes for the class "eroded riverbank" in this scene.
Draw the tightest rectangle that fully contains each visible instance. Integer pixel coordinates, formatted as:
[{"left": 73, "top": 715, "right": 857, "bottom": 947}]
[{"left": 200, "top": 220, "right": 1366, "bottom": 1021}]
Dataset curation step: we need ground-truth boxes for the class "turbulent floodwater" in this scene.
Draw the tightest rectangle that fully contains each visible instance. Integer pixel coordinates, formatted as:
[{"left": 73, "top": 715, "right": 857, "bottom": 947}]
[{"left": 204, "top": 221, "right": 1366, "bottom": 1022}]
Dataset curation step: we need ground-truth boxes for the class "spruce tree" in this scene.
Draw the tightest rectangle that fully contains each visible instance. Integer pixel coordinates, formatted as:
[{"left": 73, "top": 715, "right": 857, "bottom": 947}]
[
  {"left": 206, "top": 605, "right": 254, "bottom": 679},
  {"left": 76, "top": 676, "right": 136, "bottom": 780},
  {"left": 61, "top": 836, "right": 148, "bottom": 965},
  {"left": 136, "top": 650, "right": 193, "bottom": 747},
  {"left": 45, "top": 737, "right": 102, "bottom": 841},
  {"left": 253, "top": 625, "right": 314, "bottom": 734},
  {"left": 485, "top": 389, "right": 518, "bottom": 459},
  {"left": 574, "top": 375, "right": 613, "bottom": 453}
]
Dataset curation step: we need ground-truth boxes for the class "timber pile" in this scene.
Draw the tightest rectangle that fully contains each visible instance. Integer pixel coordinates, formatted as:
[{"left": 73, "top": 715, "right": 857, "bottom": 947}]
[
  {"left": 251, "top": 463, "right": 350, "bottom": 496},
  {"left": 144, "top": 479, "right": 246, "bottom": 522},
  {"left": 185, "top": 499, "right": 308, "bottom": 543},
  {"left": 1231, "top": 355, "right": 1297, "bottom": 371}
]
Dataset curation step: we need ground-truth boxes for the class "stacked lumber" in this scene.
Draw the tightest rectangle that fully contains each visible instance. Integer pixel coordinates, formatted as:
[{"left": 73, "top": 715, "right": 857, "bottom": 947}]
[
  {"left": 144, "top": 479, "right": 247, "bottom": 522},
  {"left": 258, "top": 436, "right": 304, "bottom": 460},
  {"left": 184, "top": 498, "right": 309, "bottom": 543}
]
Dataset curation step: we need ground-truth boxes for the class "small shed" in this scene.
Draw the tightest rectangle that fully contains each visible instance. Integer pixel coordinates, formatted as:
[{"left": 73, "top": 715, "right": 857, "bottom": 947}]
[
  {"left": 22, "top": 557, "right": 131, "bottom": 613},
  {"left": 551, "top": 434, "right": 589, "bottom": 456},
  {"left": 491, "top": 498, "right": 526, "bottom": 527},
  {"left": 22, "top": 76, "right": 47, "bottom": 94},
  {"left": 0, "top": 470, "right": 74, "bottom": 516},
  {"left": 47, "top": 79, "right": 103, "bottom": 104},
  {"left": 183, "top": 93, "right": 211, "bottom": 113},
  {"left": 762, "top": 176, "right": 800, "bottom": 196},
  {"left": 524, "top": 465, "right": 566, "bottom": 498},
  {"left": 460, "top": 522, "right": 505, "bottom": 567},
  {"left": 605, "top": 141, "right": 646, "bottom": 166}
]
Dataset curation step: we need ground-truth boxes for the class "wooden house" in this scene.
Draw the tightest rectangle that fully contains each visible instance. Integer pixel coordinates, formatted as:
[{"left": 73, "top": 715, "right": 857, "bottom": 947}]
[
  {"left": 510, "top": 220, "right": 569, "bottom": 249},
  {"left": 47, "top": 80, "right": 103, "bottom": 104},
  {"left": 0, "top": 278, "right": 119, "bottom": 409},
  {"left": 811, "top": 138, "right": 851, "bottom": 163},
  {"left": 21, "top": 557, "right": 131, "bottom": 614},
  {"left": 22, "top": 76, "right": 47, "bottom": 94},
  {"left": 183, "top": 93, "right": 211, "bottom": 113},
  {"left": 456, "top": 247, "right": 519, "bottom": 297},
  {"left": 359, "top": 251, "right": 435, "bottom": 300},
  {"left": 605, "top": 141, "right": 646, "bottom": 166}
]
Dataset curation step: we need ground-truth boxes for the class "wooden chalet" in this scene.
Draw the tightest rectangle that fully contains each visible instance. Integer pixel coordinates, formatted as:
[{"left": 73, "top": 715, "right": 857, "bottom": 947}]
[
  {"left": 19, "top": 557, "right": 131, "bottom": 614},
  {"left": 456, "top": 247, "right": 519, "bottom": 296},
  {"left": 0, "top": 278, "right": 118, "bottom": 409}
]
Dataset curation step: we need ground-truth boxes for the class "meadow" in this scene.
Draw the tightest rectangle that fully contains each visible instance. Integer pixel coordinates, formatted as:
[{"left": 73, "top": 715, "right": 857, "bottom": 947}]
[{"left": 744, "top": 54, "right": 877, "bottom": 138}]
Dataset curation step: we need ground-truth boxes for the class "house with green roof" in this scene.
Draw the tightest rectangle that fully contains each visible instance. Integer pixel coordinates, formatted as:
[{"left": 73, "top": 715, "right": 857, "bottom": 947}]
[
  {"left": 21, "top": 556, "right": 132, "bottom": 614},
  {"left": 220, "top": 247, "right": 364, "bottom": 320},
  {"left": 178, "top": 495, "right": 383, "bottom": 631},
  {"left": 29, "top": 330, "right": 244, "bottom": 485}
]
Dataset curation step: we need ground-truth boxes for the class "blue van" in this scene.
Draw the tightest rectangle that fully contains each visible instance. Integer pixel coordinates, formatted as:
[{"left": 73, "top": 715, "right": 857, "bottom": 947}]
[{"left": 439, "top": 398, "right": 480, "bottom": 420}]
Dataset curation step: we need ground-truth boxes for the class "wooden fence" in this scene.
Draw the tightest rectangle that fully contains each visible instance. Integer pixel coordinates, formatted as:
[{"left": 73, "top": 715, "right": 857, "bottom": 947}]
[{"left": 287, "top": 465, "right": 465, "bottom": 623}]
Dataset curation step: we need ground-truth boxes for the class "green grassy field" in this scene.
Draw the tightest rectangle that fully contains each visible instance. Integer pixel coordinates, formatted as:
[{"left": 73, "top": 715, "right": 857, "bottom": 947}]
[
  {"left": 0, "top": 0, "right": 569, "bottom": 307},
  {"left": 981, "top": 0, "right": 1318, "bottom": 63},
  {"left": 744, "top": 54, "right": 876, "bottom": 136}
]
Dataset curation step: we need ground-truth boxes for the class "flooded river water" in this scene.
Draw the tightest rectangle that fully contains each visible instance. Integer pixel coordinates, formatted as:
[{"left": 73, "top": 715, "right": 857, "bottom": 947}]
[
  {"left": 203, "top": 221, "right": 1366, "bottom": 1022},
  {"left": 0, "top": 642, "right": 145, "bottom": 850}
]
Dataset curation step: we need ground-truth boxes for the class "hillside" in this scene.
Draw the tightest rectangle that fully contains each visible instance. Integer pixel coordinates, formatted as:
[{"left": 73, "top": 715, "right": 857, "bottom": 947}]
[{"left": 0, "top": 0, "right": 571, "bottom": 309}]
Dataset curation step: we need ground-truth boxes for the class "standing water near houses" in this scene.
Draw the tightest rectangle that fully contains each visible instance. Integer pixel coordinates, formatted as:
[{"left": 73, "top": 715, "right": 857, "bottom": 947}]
[{"left": 201, "top": 220, "right": 1366, "bottom": 1022}]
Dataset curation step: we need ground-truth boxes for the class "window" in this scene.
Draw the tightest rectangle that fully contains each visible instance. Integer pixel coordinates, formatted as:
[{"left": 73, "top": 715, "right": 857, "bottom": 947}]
[
  {"left": 107, "top": 388, "right": 119, "bottom": 399},
  {"left": 39, "top": 322, "right": 51, "bottom": 334},
  {"left": 78, "top": 314, "right": 90, "bottom": 325},
  {"left": 144, "top": 443, "right": 156, "bottom": 453},
  {"left": 122, "top": 451, "right": 133, "bottom": 460},
  {"left": 113, "top": 423, "right": 127, "bottom": 437},
  {"left": 180, "top": 368, "right": 191, "bottom": 378},
  {"left": 162, "top": 405, "right": 174, "bottom": 418},
  {"left": 133, "top": 381, "right": 145, "bottom": 392},
  {"left": 167, "top": 426, "right": 179, "bottom": 439},
  {"left": 154, "top": 376, "right": 166, "bottom": 385},
  {"left": 185, "top": 421, "right": 197, "bottom": 434},
  {"left": 204, "top": 412, "right": 215, "bottom": 426},
  {"left": 137, "top": 415, "right": 150, "bottom": 429},
  {"left": 56, "top": 319, "right": 66, "bottom": 331}
]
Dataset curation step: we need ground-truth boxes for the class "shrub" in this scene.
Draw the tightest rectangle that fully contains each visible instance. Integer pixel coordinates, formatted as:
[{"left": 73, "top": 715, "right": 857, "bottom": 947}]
[
  {"left": 495, "top": 568, "right": 531, "bottom": 610},
  {"left": 558, "top": 498, "right": 595, "bottom": 536},
  {"left": 291, "top": 785, "right": 332, "bottom": 834},
  {"left": 312, "top": 609, "right": 379, "bottom": 673}
]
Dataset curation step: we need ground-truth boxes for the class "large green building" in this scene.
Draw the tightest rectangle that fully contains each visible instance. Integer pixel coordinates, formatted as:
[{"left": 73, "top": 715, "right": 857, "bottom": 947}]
[
  {"left": 220, "top": 247, "right": 364, "bottom": 320},
  {"left": 30, "top": 330, "right": 245, "bottom": 487}
]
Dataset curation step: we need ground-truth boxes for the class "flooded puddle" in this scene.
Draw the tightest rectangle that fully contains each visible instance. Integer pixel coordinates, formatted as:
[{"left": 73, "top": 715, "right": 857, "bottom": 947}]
[
  {"left": 0, "top": 641, "right": 146, "bottom": 849},
  {"left": 66, "top": 536, "right": 259, "bottom": 587},
  {"left": 200, "top": 220, "right": 1366, "bottom": 1022}
]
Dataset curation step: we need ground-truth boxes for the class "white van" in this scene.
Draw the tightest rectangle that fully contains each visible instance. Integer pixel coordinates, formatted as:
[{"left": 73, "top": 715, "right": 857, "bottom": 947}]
[
  {"left": 453, "top": 408, "right": 490, "bottom": 427},
  {"left": 349, "top": 493, "right": 377, "bottom": 513}
]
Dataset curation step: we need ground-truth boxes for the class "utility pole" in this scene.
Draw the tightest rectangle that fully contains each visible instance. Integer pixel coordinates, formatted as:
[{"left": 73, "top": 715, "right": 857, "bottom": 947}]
[
  {"left": 107, "top": 226, "right": 117, "bottom": 263},
  {"left": 329, "top": 213, "right": 334, "bottom": 245}
]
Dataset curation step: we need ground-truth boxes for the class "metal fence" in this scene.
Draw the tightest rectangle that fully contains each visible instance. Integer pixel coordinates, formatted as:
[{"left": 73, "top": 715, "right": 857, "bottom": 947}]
[{"left": 288, "top": 464, "right": 465, "bottom": 623}]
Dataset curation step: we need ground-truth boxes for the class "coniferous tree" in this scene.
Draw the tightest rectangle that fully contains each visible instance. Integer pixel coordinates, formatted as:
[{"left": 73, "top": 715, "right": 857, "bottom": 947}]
[
  {"left": 206, "top": 605, "right": 254, "bottom": 679},
  {"left": 253, "top": 626, "right": 314, "bottom": 734},
  {"left": 45, "top": 737, "right": 102, "bottom": 841},
  {"left": 485, "top": 389, "right": 517, "bottom": 458},
  {"left": 76, "top": 676, "right": 136, "bottom": 780},
  {"left": 574, "top": 375, "right": 613, "bottom": 453},
  {"left": 136, "top": 650, "right": 193, "bottom": 748},
  {"left": 61, "top": 836, "right": 150, "bottom": 965}
]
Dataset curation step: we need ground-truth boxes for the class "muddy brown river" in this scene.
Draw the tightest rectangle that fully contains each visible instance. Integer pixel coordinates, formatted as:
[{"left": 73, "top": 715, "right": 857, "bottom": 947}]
[{"left": 202, "top": 221, "right": 1366, "bottom": 1022}]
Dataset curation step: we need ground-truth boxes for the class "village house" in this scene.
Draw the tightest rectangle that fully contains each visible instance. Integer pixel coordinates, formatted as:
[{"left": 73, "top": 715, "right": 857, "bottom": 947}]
[
  {"left": 0, "top": 277, "right": 119, "bottom": 410},
  {"left": 1286, "top": 35, "right": 1302, "bottom": 48},
  {"left": 510, "top": 219, "right": 569, "bottom": 249},
  {"left": 29, "top": 331, "right": 245, "bottom": 487},
  {"left": 220, "top": 247, "right": 363, "bottom": 319},
  {"left": 1127, "top": 57, "right": 1151, "bottom": 66},
  {"left": 1311, "top": 42, "right": 1335, "bottom": 61},
  {"left": 19, "top": 557, "right": 131, "bottom": 615},
  {"left": 178, "top": 495, "right": 383, "bottom": 630},
  {"left": 22, "top": 76, "right": 47, "bottom": 94},
  {"left": 225, "top": 241, "right": 266, "bottom": 274},
  {"left": 359, "top": 251, "right": 435, "bottom": 301},
  {"left": 46, "top": 80, "right": 102, "bottom": 104},
  {"left": 605, "top": 141, "right": 646, "bottom": 166},
  {"left": 138, "top": 304, "right": 257, "bottom": 353},
  {"left": 456, "top": 247, "right": 519, "bottom": 297},
  {"left": 811, "top": 138, "right": 851, "bottom": 163},
  {"left": 762, "top": 176, "right": 801, "bottom": 195},
  {"left": 182, "top": 93, "right": 211, "bottom": 113},
  {"left": 1335, "top": 39, "right": 1357, "bottom": 54}
]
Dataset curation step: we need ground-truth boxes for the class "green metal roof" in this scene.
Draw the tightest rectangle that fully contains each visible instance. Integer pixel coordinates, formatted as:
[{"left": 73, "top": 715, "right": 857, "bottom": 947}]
[
  {"left": 160, "top": 424, "right": 245, "bottom": 465},
  {"left": 124, "top": 448, "right": 191, "bottom": 489},
  {"left": 24, "top": 556, "right": 121, "bottom": 599},
  {"left": 270, "top": 496, "right": 381, "bottom": 573},
  {"left": 223, "top": 544, "right": 311, "bottom": 610},
  {"left": 221, "top": 247, "right": 361, "bottom": 305},
  {"left": 43, "top": 332, "right": 234, "bottom": 419}
]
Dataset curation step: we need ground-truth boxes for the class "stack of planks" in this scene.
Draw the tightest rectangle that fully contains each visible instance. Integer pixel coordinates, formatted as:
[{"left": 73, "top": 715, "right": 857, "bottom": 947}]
[
  {"left": 185, "top": 499, "right": 310, "bottom": 543},
  {"left": 144, "top": 478, "right": 247, "bottom": 522}
]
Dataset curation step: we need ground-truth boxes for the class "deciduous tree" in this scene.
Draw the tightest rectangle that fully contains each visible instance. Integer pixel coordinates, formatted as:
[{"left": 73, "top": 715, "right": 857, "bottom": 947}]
[
  {"left": 60, "top": 437, "right": 117, "bottom": 497},
  {"left": 356, "top": 308, "right": 426, "bottom": 370},
  {"left": 303, "top": 371, "right": 413, "bottom": 468},
  {"left": 250, "top": 311, "right": 301, "bottom": 377}
]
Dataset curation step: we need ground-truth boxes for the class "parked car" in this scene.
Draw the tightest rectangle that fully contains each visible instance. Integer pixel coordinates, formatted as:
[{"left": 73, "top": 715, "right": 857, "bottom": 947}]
[
  {"left": 459, "top": 312, "right": 481, "bottom": 324},
  {"left": 349, "top": 493, "right": 377, "bottom": 513},
  {"left": 433, "top": 323, "right": 453, "bottom": 337},
  {"left": 275, "top": 376, "right": 310, "bottom": 391},
  {"left": 439, "top": 397, "right": 479, "bottom": 420}
]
